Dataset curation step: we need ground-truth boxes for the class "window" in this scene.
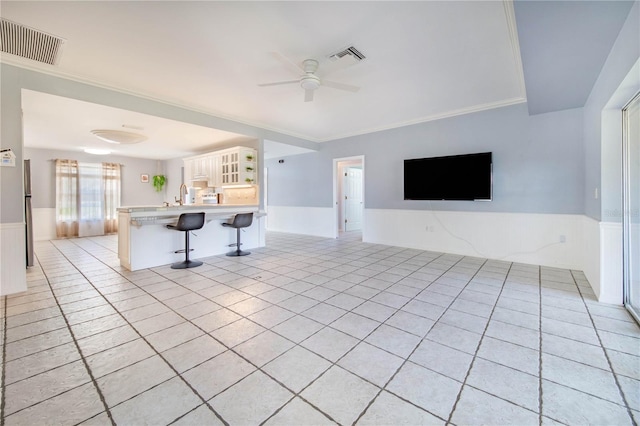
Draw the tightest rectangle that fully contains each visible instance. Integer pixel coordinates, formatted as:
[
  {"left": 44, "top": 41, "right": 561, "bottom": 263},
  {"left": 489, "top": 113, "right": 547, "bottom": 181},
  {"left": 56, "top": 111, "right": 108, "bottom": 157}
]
[{"left": 55, "top": 160, "right": 121, "bottom": 238}]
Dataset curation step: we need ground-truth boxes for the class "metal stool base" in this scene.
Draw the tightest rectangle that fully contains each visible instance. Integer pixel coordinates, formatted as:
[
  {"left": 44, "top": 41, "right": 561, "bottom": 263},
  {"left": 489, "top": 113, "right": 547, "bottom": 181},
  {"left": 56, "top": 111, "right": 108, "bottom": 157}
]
[
  {"left": 226, "top": 250, "right": 250, "bottom": 257},
  {"left": 170, "top": 259, "right": 203, "bottom": 269}
]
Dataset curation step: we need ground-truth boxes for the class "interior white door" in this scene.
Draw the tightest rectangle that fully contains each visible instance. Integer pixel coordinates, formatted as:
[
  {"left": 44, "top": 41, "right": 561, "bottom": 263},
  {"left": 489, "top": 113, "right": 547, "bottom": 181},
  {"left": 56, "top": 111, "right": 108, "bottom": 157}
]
[{"left": 344, "top": 167, "right": 363, "bottom": 231}]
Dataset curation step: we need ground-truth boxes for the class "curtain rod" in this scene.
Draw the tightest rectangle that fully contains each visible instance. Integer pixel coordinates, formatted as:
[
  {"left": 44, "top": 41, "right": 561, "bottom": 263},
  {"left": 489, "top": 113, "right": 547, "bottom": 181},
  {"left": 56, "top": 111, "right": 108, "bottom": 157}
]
[{"left": 49, "top": 159, "right": 125, "bottom": 166}]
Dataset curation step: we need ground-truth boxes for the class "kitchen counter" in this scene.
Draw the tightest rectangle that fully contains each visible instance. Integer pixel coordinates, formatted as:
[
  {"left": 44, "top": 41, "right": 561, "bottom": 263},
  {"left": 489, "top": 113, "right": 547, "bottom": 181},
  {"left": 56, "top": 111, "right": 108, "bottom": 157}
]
[
  {"left": 117, "top": 205, "right": 265, "bottom": 271},
  {"left": 117, "top": 204, "right": 259, "bottom": 213}
]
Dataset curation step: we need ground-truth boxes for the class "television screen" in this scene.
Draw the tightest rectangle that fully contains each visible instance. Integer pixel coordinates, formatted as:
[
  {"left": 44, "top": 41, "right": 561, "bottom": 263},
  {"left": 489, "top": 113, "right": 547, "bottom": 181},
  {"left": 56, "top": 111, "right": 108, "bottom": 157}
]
[{"left": 404, "top": 152, "right": 492, "bottom": 201}]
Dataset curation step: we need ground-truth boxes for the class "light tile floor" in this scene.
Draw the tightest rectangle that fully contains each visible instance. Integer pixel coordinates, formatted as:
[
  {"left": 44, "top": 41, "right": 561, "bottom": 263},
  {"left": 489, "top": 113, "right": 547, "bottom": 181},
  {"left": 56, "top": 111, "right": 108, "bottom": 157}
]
[{"left": 1, "top": 232, "right": 639, "bottom": 425}]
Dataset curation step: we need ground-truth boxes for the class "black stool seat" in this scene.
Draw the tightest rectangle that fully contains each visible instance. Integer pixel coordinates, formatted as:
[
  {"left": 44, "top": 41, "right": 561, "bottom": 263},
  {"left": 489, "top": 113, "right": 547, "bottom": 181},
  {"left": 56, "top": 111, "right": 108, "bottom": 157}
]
[
  {"left": 166, "top": 212, "right": 205, "bottom": 269},
  {"left": 222, "top": 212, "right": 253, "bottom": 256}
]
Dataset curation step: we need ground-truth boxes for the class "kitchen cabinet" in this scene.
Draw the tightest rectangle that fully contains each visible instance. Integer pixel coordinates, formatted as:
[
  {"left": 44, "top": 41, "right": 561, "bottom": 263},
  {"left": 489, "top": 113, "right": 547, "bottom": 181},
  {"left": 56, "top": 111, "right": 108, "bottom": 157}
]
[
  {"left": 208, "top": 155, "right": 221, "bottom": 187},
  {"left": 184, "top": 146, "right": 257, "bottom": 187},
  {"left": 183, "top": 158, "right": 194, "bottom": 184},
  {"left": 219, "top": 147, "right": 257, "bottom": 186},
  {"left": 192, "top": 157, "right": 209, "bottom": 180}
]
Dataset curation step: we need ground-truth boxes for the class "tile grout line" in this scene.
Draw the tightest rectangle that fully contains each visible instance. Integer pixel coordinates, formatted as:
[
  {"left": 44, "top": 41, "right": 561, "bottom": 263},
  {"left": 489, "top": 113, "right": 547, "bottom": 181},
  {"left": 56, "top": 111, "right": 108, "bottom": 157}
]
[
  {"left": 1, "top": 295, "right": 7, "bottom": 426},
  {"left": 570, "top": 270, "right": 638, "bottom": 426},
  {"left": 29, "top": 248, "right": 116, "bottom": 426},
  {"left": 49, "top": 240, "right": 231, "bottom": 426},
  {"left": 444, "top": 262, "right": 514, "bottom": 425}
]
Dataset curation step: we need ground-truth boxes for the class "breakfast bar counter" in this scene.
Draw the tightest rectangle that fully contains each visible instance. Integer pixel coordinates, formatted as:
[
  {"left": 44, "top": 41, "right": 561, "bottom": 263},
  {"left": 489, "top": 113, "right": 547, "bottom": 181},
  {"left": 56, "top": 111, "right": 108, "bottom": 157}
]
[{"left": 117, "top": 204, "right": 265, "bottom": 271}]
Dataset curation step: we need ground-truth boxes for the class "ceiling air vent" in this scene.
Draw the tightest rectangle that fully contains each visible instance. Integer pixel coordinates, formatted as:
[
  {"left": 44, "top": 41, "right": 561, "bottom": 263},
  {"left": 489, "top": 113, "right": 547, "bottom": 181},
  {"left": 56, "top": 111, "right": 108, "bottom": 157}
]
[
  {"left": 1, "top": 18, "right": 65, "bottom": 65},
  {"left": 328, "top": 46, "right": 366, "bottom": 62}
]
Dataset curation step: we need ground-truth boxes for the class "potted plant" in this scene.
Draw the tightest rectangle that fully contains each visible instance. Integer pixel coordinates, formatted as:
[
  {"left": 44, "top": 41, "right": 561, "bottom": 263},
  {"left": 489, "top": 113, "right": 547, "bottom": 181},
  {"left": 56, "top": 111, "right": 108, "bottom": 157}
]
[
  {"left": 245, "top": 166, "right": 254, "bottom": 172},
  {"left": 246, "top": 154, "right": 254, "bottom": 161},
  {"left": 152, "top": 175, "right": 166, "bottom": 192},
  {"left": 245, "top": 178, "right": 254, "bottom": 184}
]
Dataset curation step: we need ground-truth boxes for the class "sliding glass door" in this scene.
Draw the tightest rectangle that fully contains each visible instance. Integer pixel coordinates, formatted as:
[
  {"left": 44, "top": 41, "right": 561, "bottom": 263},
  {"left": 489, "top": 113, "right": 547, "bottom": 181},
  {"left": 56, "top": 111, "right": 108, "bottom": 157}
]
[{"left": 623, "top": 92, "right": 640, "bottom": 323}]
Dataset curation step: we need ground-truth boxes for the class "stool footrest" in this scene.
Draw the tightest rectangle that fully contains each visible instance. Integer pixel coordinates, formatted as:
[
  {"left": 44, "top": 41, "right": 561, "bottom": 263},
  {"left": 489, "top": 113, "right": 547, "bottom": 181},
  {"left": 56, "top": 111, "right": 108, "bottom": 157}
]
[{"left": 174, "top": 248, "right": 195, "bottom": 254}]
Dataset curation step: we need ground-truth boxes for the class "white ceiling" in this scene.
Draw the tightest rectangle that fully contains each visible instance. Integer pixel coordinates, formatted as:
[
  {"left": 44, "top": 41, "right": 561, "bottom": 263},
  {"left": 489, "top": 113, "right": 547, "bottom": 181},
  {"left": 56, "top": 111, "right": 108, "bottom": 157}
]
[
  {"left": 21, "top": 89, "right": 258, "bottom": 159},
  {"left": 3, "top": 1, "right": 526, "bottom": 155}
]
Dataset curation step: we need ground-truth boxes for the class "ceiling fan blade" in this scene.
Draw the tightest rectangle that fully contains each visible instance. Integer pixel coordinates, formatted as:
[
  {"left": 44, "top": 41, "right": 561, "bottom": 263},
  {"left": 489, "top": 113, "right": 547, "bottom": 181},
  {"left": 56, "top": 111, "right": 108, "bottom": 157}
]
[
  {"left": 270, "top": 52, "right": 304, "bottom": 76},
  {"left": 322, "top": 80, "right": 360, "bottom": 93},
  {"left": 258, "top": 80, "right": 299, "bottom": 87},
  {"left": 304, "top": 89, "right": 315, "bottom": 102}
]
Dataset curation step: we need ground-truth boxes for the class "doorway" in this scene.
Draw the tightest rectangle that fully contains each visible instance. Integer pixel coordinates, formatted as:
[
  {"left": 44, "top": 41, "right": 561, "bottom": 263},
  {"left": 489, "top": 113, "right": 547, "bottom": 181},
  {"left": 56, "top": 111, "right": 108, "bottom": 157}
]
[
  {"left": 334, "top": 156, "right": 364, "bottom": 238},
  {"left": 623, "top": 91, "right": 640, "bottom": 323}
]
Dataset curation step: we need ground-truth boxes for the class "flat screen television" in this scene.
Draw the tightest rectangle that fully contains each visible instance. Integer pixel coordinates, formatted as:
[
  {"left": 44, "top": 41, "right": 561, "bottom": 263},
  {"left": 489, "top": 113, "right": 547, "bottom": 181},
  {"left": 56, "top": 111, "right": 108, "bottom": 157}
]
[{"left": 404, "top": 152, "right": 492, "bottom": 201}]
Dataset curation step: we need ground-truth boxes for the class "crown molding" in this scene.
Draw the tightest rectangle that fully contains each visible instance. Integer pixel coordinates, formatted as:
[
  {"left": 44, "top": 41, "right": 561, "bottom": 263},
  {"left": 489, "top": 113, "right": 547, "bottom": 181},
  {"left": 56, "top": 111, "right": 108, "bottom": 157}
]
[
  {"left": 318, "top": 97, "right": 527, "bottom": 142},
  {"left": 3, "top": 54, "right": 527, "bottom": 145},
  {"left": 503, "top": 0, "right": 527, "bottom": 99}
]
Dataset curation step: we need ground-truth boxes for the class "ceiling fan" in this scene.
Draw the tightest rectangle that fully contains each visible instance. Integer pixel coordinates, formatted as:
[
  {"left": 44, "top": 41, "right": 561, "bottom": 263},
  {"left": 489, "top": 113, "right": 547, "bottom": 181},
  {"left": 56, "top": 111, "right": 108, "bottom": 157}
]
[{"left": 258, "top": 52, "right": 360, "bottom": 102}]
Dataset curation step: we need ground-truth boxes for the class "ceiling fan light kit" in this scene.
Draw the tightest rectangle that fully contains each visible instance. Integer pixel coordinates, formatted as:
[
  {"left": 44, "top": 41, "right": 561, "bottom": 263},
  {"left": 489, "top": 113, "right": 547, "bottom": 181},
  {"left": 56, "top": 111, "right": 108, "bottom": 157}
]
[
  {"left": 90, "top": 129, "right": 147, "bottom": 145},
  {"left": 300, "top": 75, "right": 320, "bottom": 91}
]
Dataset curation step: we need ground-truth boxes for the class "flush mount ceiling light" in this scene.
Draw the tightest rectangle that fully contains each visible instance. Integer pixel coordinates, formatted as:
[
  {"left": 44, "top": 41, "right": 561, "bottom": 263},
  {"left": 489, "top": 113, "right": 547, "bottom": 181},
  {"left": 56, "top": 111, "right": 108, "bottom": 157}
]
[
  {"left": 90, "top": 129, "right": 147, "bottom": 145},
  {"left": 84, "top": 148, "right": 111, "bottom": 155}
]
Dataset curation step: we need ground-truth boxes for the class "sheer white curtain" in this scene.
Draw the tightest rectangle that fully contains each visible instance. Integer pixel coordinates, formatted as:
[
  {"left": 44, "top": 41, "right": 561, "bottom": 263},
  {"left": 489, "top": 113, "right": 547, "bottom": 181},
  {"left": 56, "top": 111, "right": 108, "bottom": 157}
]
[
  {"left": 102, "top": 162, "right": 121, "bottom": 234},
  {"left": 55, "top": 159, "right": 79, "bottom": 238},
  {"left": 55, "top": 160, "right": 121, "bottom": 238},
  {"left": 78, "top": 162, "right": 104, "bottom": 237}
]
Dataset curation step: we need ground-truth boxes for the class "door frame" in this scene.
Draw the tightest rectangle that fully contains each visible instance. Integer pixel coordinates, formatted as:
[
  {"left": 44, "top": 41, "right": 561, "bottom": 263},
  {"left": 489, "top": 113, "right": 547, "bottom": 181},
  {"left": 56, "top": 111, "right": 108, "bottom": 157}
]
[
  {"left": 333, "top": 155, "right": 365, "bottom": 238},
  {"left": 622, "top": 90, "right": 640, "bottom": 324}
]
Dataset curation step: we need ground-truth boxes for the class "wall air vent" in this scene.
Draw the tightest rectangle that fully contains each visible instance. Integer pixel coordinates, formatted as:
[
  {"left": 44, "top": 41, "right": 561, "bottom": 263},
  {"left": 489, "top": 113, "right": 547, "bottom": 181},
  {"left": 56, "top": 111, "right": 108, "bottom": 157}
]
[
  {"left": 1, "top": 18, "right": 65, "bottom": 65},
  {"left": 328, "top": 46, "right": 366, "bottom": 62}
]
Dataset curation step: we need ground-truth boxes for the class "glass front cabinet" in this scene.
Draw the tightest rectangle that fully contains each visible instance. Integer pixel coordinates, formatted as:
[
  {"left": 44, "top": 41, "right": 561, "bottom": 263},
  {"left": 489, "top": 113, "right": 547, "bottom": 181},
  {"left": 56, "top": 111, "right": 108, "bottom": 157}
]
[{"left": 185, "top": 146, "right": 257, "bottom": 187}]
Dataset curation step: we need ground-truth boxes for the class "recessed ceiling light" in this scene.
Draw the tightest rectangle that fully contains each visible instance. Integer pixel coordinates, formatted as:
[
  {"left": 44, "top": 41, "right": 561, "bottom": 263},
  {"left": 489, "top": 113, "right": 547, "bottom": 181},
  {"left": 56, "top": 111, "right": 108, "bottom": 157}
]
[
  {"left": 90, "top": 129, "right": 147, "bottom": 144},
  {"left": 84, "top": 148, "right": 111, "bottom": 155}
]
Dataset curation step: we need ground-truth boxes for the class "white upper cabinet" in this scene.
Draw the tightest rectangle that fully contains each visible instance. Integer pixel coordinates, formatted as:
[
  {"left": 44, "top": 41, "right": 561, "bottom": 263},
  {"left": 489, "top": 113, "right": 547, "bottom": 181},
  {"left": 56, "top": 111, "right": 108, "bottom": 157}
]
[{"left": 183, "top": 146, "right": 257, "bottom": 187}]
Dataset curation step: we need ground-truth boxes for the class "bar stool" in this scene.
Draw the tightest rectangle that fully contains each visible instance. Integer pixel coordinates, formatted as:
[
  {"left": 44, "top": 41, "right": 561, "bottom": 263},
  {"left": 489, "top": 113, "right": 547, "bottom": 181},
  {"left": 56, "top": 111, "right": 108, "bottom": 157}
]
[
  {"left": 166, "top": 212, "right": 205, "bottom": 269},
  {"left": 221, "top": 212, "right": 253, "bottom": 256}
]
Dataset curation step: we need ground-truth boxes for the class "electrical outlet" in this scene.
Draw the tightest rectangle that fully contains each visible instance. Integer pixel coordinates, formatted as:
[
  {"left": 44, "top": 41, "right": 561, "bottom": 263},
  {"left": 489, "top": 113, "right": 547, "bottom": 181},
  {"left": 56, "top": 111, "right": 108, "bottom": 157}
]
[{"left": 594, "top": 187, "right": 599, "bottom": 199}]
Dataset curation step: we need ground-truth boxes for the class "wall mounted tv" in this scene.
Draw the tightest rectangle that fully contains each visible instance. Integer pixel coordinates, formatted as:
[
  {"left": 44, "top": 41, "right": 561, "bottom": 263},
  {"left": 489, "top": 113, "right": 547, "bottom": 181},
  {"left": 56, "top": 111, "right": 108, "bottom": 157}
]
[{"left": 404, "top": 152, "right": 492, "bottom": 201}]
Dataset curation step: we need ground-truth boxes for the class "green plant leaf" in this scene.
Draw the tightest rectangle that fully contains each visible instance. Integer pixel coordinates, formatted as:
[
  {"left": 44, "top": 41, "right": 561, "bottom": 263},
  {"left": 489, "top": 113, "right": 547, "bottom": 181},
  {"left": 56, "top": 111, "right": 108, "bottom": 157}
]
[{"left": 152, "top": 175, "right": 166, "bottom": 192}]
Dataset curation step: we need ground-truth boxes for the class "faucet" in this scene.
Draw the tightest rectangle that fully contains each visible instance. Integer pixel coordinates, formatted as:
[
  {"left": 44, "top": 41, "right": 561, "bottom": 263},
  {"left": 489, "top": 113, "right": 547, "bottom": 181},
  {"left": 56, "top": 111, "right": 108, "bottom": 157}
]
[{"left": 178, "top": 184, "right": 187, "bottom": 206}]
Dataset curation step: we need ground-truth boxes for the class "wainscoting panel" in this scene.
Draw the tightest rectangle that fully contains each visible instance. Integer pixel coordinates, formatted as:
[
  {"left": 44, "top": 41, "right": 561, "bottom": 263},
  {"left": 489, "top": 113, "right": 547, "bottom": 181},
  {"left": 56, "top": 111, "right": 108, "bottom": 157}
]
[
  {"left": 265, "top": 206, "right": 335, "bottom": 238},
  {"left": 33, "top": 207, "right": 56, "bottom": 241},
  {"left": 363, "top": 209, "right": 585, "bottom": 271},
  {"left": 599, "top": 222, "right": 623, "bottom": 304},
  {"left": 581, "top": 216, "right": 601, "bottom": 299},
  {"left": 1, "top": 222, "right": 27, "bottom": 296}
]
